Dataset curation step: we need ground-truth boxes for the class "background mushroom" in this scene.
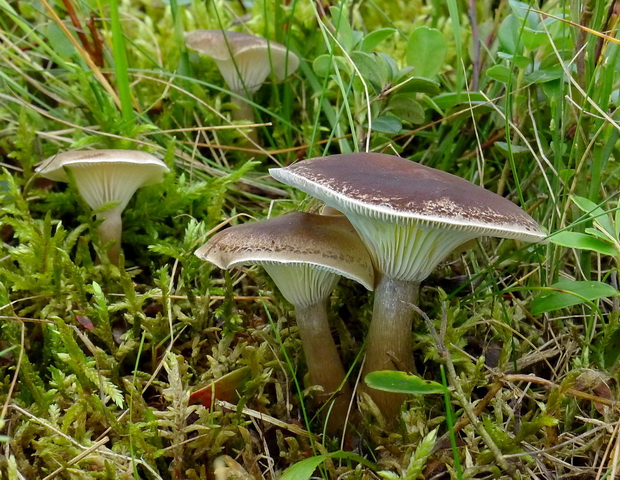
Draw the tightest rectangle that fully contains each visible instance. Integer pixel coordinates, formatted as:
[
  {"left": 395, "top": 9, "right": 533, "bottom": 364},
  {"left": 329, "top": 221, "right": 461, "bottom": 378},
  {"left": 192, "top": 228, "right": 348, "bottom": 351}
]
[
  {"left": 195, "top": 212, "right": 374, "bottom": 433},
  {"left": 36, "top": 149, "right": 169, "bottom": 265},
  {"left": 270, "top": 153, "right": 546, "bottom": 420},
  {"left": 185, "top": 30, "right": 299, "bottom": 130}
]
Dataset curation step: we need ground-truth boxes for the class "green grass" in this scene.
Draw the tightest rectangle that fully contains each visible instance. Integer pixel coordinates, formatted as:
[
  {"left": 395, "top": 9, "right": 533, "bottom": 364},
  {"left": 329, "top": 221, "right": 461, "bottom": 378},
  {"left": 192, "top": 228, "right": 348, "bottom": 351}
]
[{"left": 1, "top": 0, "right": 620, "bottom": 478}]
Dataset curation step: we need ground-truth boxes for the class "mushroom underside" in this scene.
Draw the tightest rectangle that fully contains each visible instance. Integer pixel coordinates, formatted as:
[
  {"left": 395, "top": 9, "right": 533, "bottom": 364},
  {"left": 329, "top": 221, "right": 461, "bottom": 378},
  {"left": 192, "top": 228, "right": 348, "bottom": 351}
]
[
  {"left": 255, "top": 262, "right": 341, "bottom": 308},
  {"left": 68, "top": 163, "right": 165, "bottom": 212},
  {"left": 345, "top": 214, "right": 481, "bottom": 282}
]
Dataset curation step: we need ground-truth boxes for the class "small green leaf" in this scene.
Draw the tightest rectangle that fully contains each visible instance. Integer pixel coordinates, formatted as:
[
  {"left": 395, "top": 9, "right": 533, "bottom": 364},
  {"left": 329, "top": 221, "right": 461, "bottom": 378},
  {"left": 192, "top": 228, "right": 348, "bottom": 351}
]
[
  {"left": 351, "top": 51, "right": 385, "bottom": 89},
  {"left": 432, "top": 92, "right": 489, "bottom": 110},
  {"left": 365, "top": 371, "right": 446, "bottom": 395},
  {"left": 280, "top": 456, "right": 329, "bottom": 480},
  {"left": 46, "top": 23, "right": 76, "bottom": 58},
  {"left": 370, "top": 115, "right": 402, "bottom": 134},
  {"left": 510, "top": 0, "right": 540, "bottom": 27},
  {"left": 406, "top": 26, "right": 447, "bottom": 78},
  {"left": 549, "top": 232, "right": 617, "bottom": 256},
  {"left": 558, "top": 168, "right": 575, "bottom": 183},
  {"left": 377, "top": 52, "right": 399, "bottom": 80},
  {"left": 571, "top": 195, "right": 615, "bottom": 237},
  {"left": 498, "top": 51, "right": 530, "bottom": 68},
  {"left": 313, "top": 54, "right": 331, "bottom": 77},
  {"left": 531, "top": 280, "right": 618, "bottom": 315},
  {"left": 280, "top": 452, "right": 375, "bottom": 480},
  {"left": 361, "top": 28, "right": 396, "bottom": 53},
  {"left": 498, "top": 14, "right": 522, "bottom": 54},
  {"left": 312, "top": 54, "right": 348, "bottom": 77},
  {"left": 584, "top": 228, "right": 615, "bottom": 242},
  {"left": 388, "top": 95, "right": 425, "bottom": 124},
  {"left": 495, "top": 141, "right": 529, "bottom": 155},
  {"left": 377, "top": 472, "right": 400, "bottom": 479},
  {"left": 396, "top": 75, "right": 441, "bottom": 95},
  {"left": 486, "top": 64, "right": 514, "bottom": 84},
  {"left": 525, "top": 66, "right": 564, "bottom": 83},
  {"left": 330, "top": 5, "right": 355, "bottom": 52},
  {"left": 522, "top": 27, "right": 549, "bottom": 50}
]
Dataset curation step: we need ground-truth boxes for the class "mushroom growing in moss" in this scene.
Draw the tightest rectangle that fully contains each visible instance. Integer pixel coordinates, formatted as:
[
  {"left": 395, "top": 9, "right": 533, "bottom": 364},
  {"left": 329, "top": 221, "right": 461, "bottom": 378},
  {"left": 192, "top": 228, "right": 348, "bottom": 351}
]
[
  {"left": 185, "top": 30, "right": 299, "bottom": 126},
  {"left": 196, "top": 212, "right": 374, "bottom": 433},
  {"left": 36, "top": 149, "right": 169, "bottom": 265},
  {"left": 270, "top": 153, "right": 546, "bottom": 420}
]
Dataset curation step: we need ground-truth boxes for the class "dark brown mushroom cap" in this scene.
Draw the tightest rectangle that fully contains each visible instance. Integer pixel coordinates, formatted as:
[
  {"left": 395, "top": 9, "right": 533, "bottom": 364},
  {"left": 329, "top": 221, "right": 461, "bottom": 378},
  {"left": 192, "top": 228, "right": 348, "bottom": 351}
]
[
  {"left": 269, "top": 153, "right": 546, "bottom": 242},
  {"left": 185, "top": 30, "right": 299, "bottom": 94},
  {"left": 195, "top": 212, "right": 374, "bottom": 291}
]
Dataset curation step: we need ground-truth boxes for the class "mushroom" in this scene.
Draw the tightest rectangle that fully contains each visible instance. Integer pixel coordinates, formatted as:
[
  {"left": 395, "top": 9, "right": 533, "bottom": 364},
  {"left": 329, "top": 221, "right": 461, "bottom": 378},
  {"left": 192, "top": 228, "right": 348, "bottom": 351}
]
[
  {"left": 36, "top": 149, "right": 169, "bottom": 265},
  {"left": 185, "top": 30, "right": 299, "bottom": 127},
  {"left": 195, "top": 212, "right": 374, "bottom": 433},
  {"left": 270, "top": 153, "right": 546, "bottom": 420}
]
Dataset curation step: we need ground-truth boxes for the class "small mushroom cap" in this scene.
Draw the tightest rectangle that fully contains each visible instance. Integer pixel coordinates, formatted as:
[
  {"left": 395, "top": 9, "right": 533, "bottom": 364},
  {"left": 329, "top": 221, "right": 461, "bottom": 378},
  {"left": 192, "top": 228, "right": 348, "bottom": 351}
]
[
  {"left": 185, "top": 30, "right": 299, "bottom": 94},
  {"left": 196, "top": 212, "right": 375, "bottom": 293},
  {"left": 269, "top": 153, "right": 546, "bottom": 242},
  {"left": 36, "top": 149, "right": 169, "bottom": 212}
]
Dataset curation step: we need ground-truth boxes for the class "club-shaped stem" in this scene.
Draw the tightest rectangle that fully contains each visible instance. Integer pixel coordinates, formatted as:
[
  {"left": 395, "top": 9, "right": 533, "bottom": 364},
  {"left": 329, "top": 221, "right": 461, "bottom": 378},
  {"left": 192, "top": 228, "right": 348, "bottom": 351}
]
[
  {"left": 295, "top": 299, "right": 353, "bottom": 434},
  {"left": 361, "top": 275, "right": 420, "bottom": 422},
  {"left": 96, "top": 207, "right": 123, "bottom": 265}
]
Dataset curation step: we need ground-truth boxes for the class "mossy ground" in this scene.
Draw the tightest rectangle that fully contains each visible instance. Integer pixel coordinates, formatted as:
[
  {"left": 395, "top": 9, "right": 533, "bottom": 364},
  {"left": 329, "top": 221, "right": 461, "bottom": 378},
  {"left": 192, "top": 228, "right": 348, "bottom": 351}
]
[{"left": 1, "top": 0, "right": 619, "bottom": 478}]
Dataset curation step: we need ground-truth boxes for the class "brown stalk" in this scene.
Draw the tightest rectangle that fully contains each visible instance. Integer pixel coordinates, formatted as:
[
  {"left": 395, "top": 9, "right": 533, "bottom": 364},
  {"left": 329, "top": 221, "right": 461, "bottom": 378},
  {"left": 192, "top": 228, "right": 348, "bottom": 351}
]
[
  {"left": 39, "top": 0, "right": 121, "bottom": 109},
  {"left": 593, "top": 0, "right": 620, "bottom": 66},
  {"left": 60, "top": 0, "right": 95, "bottom": 61},
  {"left": 87, "top": 13, "right": 105, "bottom": 68}
]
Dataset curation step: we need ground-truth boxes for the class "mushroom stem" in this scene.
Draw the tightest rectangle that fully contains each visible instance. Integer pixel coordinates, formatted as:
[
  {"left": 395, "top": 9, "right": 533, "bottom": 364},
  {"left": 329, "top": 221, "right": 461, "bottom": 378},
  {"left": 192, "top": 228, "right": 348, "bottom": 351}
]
[
  {"left": 295, "top": 299, "right": 353, "bottom": 434},
  {"left": 96, "top": 208, "right": 123, "bottom": 265},
  {"left": 361, "top": 276, "right": 420, "bottom": 422},
  {"left": 231, "top": 95, "right": 259, "bottom": 144}
]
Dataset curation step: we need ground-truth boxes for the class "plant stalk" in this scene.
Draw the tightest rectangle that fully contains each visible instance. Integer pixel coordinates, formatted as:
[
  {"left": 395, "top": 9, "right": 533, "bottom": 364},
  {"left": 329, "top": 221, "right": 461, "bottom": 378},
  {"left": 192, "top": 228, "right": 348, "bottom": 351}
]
[
  {"left": 97, "top": 208, "right": 123, "bottom": 266},
  {"left": 361, "top": 276, "right": 419, "bottom": 422},
  {"left": 295, "top": 300, "right": 352, "bottom": 434},
  {"left": 231, "top": 95, "right": 259, "bottom": 144}
]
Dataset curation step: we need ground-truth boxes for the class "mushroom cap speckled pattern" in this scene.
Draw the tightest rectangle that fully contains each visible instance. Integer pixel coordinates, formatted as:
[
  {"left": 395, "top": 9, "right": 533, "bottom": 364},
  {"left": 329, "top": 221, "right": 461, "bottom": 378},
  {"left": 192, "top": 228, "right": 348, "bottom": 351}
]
[
  {"left": 269, "top": 153, "right": 546, "bottom": 242},
  {"left": 195, "top": 212, "right": 375, "bottom": 291},
  {"left": 185, "top": 30, "right": 299, "bottom": 93}
]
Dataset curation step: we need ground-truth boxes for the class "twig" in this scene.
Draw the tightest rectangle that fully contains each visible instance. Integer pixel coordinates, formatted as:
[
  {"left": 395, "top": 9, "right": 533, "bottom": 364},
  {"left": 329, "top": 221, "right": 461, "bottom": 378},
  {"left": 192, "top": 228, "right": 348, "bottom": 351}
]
[
  {"left": 595, "top": 422, "right": 619, "bottom": 480},
  {"left": 502, "top": 374, "right": 616, "bottom": 408},
  {"left": 215, "top": 399, "right": 317, "bottom": 439},
  {"left": 433, "top": 380, "right": 504, "bottom": 453},
  {"left": 42, "top": 436, "right": 109, "bottom": 480},
  {"left": 87, "top": 13, "right": 104, "bottom": 67}
]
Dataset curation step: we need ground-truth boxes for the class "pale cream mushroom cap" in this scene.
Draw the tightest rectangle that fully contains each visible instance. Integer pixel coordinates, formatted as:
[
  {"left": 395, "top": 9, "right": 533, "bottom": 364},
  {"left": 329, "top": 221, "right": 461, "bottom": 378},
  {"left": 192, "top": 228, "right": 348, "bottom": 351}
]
[
  {"left": 185, "top": 30, "right": 299, "bottom": 94},
  {"left": 36, "top": 149, "right": 169, "bottom": 212}
]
